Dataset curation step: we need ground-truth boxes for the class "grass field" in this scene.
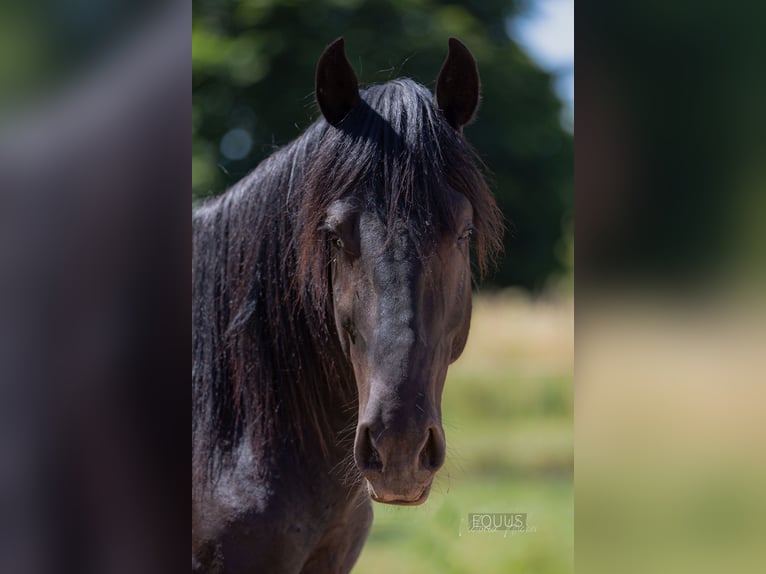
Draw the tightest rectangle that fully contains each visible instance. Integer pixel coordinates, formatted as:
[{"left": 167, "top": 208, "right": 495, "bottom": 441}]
[{"left": 353, "top": 292, "right": 574, "bottom": 573}]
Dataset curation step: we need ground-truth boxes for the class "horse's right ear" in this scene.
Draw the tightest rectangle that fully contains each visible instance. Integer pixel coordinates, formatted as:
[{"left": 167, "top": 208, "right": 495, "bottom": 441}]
[{"left": 316, "top": 38, "right": 360, "bottom": 126}]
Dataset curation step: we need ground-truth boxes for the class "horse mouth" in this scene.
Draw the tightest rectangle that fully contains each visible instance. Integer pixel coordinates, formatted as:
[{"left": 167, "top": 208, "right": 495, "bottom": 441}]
[{"left": 366, "top": 482, "right": 431, "bottom": 506}]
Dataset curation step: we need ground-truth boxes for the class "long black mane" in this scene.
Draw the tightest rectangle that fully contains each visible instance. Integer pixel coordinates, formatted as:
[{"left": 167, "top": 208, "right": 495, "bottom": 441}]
[{"left": 192, "top": 78, "right": 502, "bottom": 481}]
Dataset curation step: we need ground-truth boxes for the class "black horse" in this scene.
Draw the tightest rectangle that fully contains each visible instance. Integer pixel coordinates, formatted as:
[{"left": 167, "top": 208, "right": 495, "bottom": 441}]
[{"left": 192, "top": 38, "right": 502, "bottom": 573}]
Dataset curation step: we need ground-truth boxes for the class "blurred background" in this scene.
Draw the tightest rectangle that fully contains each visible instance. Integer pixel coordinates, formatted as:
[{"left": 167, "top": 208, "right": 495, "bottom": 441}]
[
  {"left": 192, "top": 1, "right": 574, "bottom": 572},
  {"left": 577, "top": 1, "right": 766, "bottom": 573}
]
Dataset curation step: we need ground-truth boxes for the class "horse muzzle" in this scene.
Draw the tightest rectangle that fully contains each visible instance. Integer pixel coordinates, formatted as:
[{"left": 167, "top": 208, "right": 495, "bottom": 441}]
[{"left": 353, "top": 419, "right": 446, "bottom": 505}]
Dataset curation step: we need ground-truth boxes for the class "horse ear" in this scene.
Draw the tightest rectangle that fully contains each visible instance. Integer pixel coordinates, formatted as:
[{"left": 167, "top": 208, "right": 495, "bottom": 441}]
[
  {"left": 436, "top": 38, "right": 480, "bottom": 130},
  {"left": 315, "top": 38, "right": 360, "bottom": 126}
]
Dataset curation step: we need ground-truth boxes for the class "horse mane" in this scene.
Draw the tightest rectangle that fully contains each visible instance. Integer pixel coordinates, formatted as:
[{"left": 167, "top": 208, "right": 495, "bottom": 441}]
[{"left": 192, "top": 78, "right": 502, "bottom": 480}]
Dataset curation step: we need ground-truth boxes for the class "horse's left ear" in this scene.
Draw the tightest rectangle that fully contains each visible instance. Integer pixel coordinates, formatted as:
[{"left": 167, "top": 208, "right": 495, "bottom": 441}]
[
  {"left": 316, "top": 37, "right": 360, "bottom": 126},
  {"left": 436, "top": 38, "right": 480, "bottom": 131}
]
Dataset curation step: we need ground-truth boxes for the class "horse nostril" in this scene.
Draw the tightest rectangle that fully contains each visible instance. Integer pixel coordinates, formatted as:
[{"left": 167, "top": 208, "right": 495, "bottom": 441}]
[
  {"left": 356, "top": 426, "right": 383, "bottom": 472},
  {"left": 369, "top": 444, "right": 381, "bottom": 468},
  {"left": 419, "top": 427, "right": 445, "bottom": 471}
]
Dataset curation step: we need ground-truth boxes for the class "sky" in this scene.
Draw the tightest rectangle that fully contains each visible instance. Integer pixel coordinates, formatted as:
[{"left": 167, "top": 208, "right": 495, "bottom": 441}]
[{"left": 509, "top": 0, "right": 574, "bottom": 130}]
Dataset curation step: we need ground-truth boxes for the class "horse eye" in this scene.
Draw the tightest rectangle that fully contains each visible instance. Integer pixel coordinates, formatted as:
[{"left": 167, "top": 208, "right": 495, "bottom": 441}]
[
  {"left": 329, "top": 234, "right": 343, "bottom": 250},
  {"left": 458, "top": 226, "right": 475, "bottom": 242}
]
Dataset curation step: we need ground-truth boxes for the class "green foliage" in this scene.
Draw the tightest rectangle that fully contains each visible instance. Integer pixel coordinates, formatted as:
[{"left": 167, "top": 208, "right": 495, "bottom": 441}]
[{"left": 192, "top": 0, "right": 573, "bottom": 290}]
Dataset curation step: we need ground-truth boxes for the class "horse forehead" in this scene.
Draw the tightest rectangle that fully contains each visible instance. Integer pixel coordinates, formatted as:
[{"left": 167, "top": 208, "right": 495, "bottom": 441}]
[{"left": 358, "top": 213, "right": 428, "bottom": 260}]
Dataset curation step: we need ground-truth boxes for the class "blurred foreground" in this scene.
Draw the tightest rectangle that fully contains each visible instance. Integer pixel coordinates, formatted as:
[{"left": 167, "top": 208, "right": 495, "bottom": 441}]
[{"left": 0, "top": 3, "right": 189, "bottom": 572}]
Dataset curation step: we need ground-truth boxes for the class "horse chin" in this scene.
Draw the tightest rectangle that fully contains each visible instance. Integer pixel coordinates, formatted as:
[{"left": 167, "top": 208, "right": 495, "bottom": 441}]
[{"left": 366, "top": 481, "right": 432, "bottom": 506}]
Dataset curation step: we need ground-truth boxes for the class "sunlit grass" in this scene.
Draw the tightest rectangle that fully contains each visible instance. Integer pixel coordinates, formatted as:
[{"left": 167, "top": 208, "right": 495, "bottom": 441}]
[{"left": 353, "top": 292, "right": 573, "bottom": 573}]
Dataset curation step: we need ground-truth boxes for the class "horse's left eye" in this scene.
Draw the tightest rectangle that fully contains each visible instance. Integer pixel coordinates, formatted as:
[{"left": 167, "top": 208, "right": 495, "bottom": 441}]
[
  {"left": 458, "top": 226, "right": 475, "bottom": 242},
  {"left": 329, "top": 234, "right": 344, "bottom": 250}
]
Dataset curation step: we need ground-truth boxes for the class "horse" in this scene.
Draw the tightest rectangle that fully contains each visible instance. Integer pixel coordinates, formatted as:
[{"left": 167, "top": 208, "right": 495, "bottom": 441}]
[{"left": 192, "top": 37, "right": 503, "bottom": 573}]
